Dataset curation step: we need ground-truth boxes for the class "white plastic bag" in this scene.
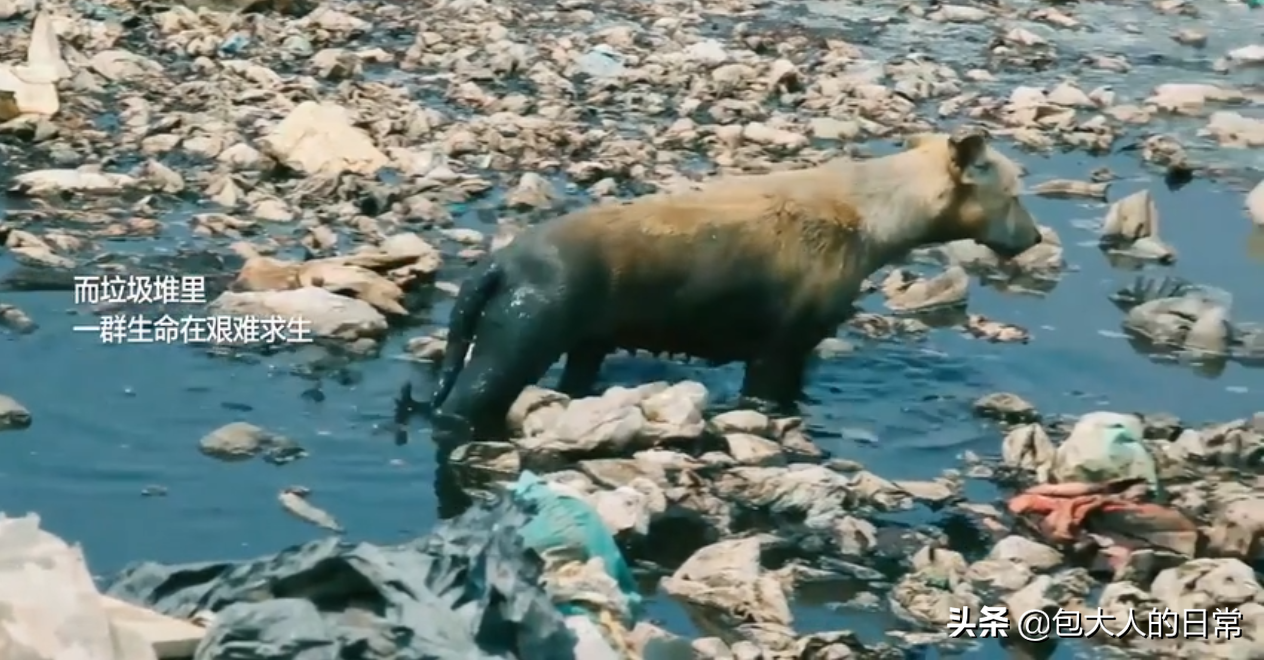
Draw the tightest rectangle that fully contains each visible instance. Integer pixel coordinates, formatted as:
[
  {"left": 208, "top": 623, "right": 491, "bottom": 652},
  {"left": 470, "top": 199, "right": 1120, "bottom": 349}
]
[{"left": 0, "top": 513, "right": 121, "bottom": 660}]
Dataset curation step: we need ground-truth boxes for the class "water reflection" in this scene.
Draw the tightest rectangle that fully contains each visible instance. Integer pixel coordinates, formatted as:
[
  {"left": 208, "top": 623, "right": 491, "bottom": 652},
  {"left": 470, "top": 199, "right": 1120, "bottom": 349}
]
[{"left": 1246, "top": 227, "right": 1264, "bottom": 265}]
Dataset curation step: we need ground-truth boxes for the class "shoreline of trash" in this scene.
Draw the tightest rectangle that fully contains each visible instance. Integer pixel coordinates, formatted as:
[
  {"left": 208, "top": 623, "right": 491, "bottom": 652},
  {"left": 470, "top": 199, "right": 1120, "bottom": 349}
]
[{"left": 10, "top": 384, "right": 1264, "bottom": 659}]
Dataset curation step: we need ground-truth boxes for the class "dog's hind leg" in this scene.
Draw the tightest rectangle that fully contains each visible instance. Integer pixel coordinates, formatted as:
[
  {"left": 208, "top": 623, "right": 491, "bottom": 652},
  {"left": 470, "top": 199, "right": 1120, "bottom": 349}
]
[
  {"left": 556, "top": 342, "right": 607, "bottom": 398},
  {"left": 740, "top": 348, "right": 812, "bottom": 415},
  {"left": 433, "top": 291, "right": 569, "bottom": 445}
]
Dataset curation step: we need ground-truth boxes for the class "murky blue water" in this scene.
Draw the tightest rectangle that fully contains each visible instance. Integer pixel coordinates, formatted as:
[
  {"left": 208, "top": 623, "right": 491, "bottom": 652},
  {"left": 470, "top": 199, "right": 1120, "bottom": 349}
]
[
  {"left": 2, "top": 0, "right": 1263, "bottom": 654},
  {"left": 3, "top": 149, "right": 1262, "bottom": 654}
]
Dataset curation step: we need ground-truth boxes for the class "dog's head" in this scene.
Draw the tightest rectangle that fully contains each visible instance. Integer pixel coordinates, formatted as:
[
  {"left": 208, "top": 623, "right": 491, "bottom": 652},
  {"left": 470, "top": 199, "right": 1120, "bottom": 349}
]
[{"left": 911, "top": 127, "right": 1043, "bottom": 259}]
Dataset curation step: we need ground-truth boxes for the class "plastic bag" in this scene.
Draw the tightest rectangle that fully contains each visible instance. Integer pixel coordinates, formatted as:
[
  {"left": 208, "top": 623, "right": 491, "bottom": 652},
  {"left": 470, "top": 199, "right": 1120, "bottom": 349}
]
[
  {"left": 511, "top": 471, "right": 642, "bottom": 620},
  {"left": 0, "top": 513, "right": 148, "bottom": 660},
  {"left": 1052, "top": 413, "right": 1162, "bottom": 499}
]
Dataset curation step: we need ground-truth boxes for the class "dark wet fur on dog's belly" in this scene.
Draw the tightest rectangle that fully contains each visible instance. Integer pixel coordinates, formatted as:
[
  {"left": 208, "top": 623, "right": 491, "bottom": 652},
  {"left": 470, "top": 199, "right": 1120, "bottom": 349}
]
[
  {"left": 586, "top": 281, "right": 842, "bottom": 365},
  {"left": 601, "top": 323, "right": 768, "bottom": 364}
]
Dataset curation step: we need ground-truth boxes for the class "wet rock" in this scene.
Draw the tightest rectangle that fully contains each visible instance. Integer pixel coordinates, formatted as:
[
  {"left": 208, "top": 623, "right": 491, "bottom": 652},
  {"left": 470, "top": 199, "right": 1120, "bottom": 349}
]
[
  {"left": 1146, "top": 558, "right": 1264, "bottom": 650},
  {"left": 1124, "top": 292, "right": 1232, "bottom": 355},
  {"left": 848, "top": 313, "right": 930, "bottom": 340},
  {"left": 1206, "top": 495, "right": 1264, "bottom": 561},
  {"left": 809, "top": 118, "right": 860, "bottom": 141},
  {"left": 208, "top": 287, "right": 388, "bottom": 342},
  {"left": 1172, "top": 29, "right": 1208, "bottom": 48},
  {"left": 298, "top": 260, "right": 408, "bottom": 315},
  {"left": 894, "top": 479, "right": 958, "bottom": 508},
  {"left": 661, "top": 536, "right": 796, "bottom": 652},
  {"left": 404, "top": 332, "right": 447, "bottom": 362},
  {"left": 1002, "top": 423, "right": 1055, "bottom": 474},
  {"left": 197, "top": 421, "right": 306, "bottom": 464},
  {"left": 231, "top": 256, "right": 299, "bottom": 292},
  {"left": 724, "top": 433, "right": 786, "bottom": 467},
  {"left": 640, "top": 381, "right": 708, "bottom": 442},
  {"left": 0, "top": 303, "right": 36, "bottom": 333},
  {"left": 1031, "top": 179, "right": 1109, "bottom": 201},
  {"left": 989, "top": 535, "right": 1063, "bottom": 572},
  {"left": 0, "top": 11, "right": 66, "bottom": 119},
  {"left": 90, "top": 50, "right": 164, "bottom": 81},
  {"left": 505, "top": 172, "right": 558, "bottom": 210},
  {"left": 813, "top": 337, "right": 854, "bottom": 359},
  {"left": 1009, "top": 569, "right": 1094, "bottom": 620},
  {"left": 1147, "top": 83, "right": 1244, "bottom": 114},
  {"left": 580, "top": 457, "right": 676, "bottom": 493},
  {"left": 1217, "top": 44, "right": 1264, "bottom": 71},
  {"left": 575, "top": 46, "right": 625, "bottom": 80},
  {"left": 881, "top": 266, "right": 969, "bottom": 313},
  {"left": 1045, "top": 82, "right": 1093, "bottom": 108},
  {"left": 505, "top": 386, "right": 570, "bottom": 439},
  {"left": 1050, "top": 412, "right": 1150, "bottom": 484},
  {"left": 1100, "top": 190, "right": 1176, "bottom": 263},
  {"left": 260, "top": 102, "right": 389, "bottom": 177},
  {"left": 515, "top": 386, "right": 647, "bottom": 458},
  {"left": 973, "top": 392, "right": 1039, "bottom": 424},
  {"left": 587, "top": 478, "right": 666, "bottom": 539},
  {"left": 1164, "top": 418, "right": 1264, "bottom": 468},
  {"left": 1097, "top": 580, "right": 1162, "bottom": 636},
  {"left": 278, "top": 486, "right": 343, "bottom": 533},
  {"left": 889, "top": 546, "right": 981, "bottom": 628},
  {"left": 691, "top": 637, "right": 731, "bottom": 658},
  {"left": 310, "top": 48, "right": 361, "bottom": 80},
  {"left": 793, "top": 631, "right": 883, "bottom": 659},
  {"left": 0, "top": 393, "right": 32, "bottom": 431},
  {"left": 0, "top": 0, "right": 36, "bottom": 20},
  {"left": 1201, "top": 111, "right": 1264, "bottom": 149},
  {"left": 715, "top": 464, "right": 911, "bottom": 523},
  {"left": 965, "top": 315, "right": 1030, "bottom": 343},
  {"left": 930, "top": 4, "right": 991, "bottom": 22},
  {"left": 1111, "top": 276, "right": 1193, "bottom": 311},
  {"left": 1111, "top": 547, "right": 1190, "bottom": 585},
  {"left": 1248, "top": 180, "right": 1264, "bottom": 227},
  {"left": 965, "top": 556, "right": 1034, "bottom": 599},
  {"left": 772, "top": 418, "right": 826, "bottom": 462},
  {"left": 711, "top": 410, "right": 771, "bottom": 437},
  {"left": 1185, "top": 304, "right": 1233, "bottom": 355},
  {"left": 10, "top": 169, "right": 137, "bottom": 196},
  {"left": 742, "top": 122, "right": 808, "bottom": 149}
]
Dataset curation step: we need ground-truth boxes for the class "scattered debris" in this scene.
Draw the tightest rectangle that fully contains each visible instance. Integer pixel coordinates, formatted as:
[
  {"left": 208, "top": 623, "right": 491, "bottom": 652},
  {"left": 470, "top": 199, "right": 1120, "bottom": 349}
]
[
  {"left": 0, "top": 394, "right": 31, "bottom": 431},
  {"left": 1100, "top": 190, "right": 1177, "bottom": 264},
  {"left": 277, "top": 486, "right": 342, "bottom": 533},
  {"left": 197, "top": 422, "right": 306, "bottom": 464}
]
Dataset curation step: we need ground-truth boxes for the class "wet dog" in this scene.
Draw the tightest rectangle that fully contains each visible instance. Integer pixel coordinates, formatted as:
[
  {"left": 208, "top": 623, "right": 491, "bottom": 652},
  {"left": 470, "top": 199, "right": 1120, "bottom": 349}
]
[{"left": 422, "top": 127, "right": 1042, "bottom": 443}]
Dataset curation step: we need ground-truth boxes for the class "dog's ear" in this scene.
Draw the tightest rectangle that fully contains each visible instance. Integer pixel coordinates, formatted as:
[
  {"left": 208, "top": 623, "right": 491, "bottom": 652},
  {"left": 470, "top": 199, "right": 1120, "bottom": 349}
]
[{"left": 947, "top": 126, "right": 989, "bottom": 171}]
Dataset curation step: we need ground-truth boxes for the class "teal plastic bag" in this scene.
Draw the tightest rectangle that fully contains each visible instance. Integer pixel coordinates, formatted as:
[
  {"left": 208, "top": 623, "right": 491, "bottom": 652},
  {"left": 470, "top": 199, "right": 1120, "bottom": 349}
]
[
  {"left": 1102, "top": 422, "right": 1165, "bottom": 502},
  {"left": 1052, "top": 413, "right": 1164, "bottom": 501},
  {"left": 510, "top": 472, "right": 642, "bottom": 620}
]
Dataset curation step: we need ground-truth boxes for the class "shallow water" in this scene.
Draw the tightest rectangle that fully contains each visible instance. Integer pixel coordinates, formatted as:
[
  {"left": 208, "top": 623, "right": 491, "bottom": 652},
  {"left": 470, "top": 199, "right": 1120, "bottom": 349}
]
[
  {"left": 2, "top": 0, "right": 1264, "bottom": 656},
  {"left": 4, "top": 148, "right": 1263, "bottom": 655}
]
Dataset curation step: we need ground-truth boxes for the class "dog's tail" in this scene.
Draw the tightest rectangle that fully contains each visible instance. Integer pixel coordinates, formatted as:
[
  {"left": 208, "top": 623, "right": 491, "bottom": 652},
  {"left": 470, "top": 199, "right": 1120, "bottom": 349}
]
[{"left": 430, "top": 260, "right": 504, "bottom": 410}]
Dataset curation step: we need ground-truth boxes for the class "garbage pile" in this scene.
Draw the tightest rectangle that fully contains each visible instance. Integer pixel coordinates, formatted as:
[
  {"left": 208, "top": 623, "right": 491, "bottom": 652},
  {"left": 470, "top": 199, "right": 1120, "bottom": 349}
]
[
  {"left": 104, "top": 471, "right": 651, "bottom": 660},
  {"left": 0, "top": 513, "right": 163, "bottom": 660},
  {"left": 427, "top": 381, "right": 1264, "bottom": 658},
  {"left": 104, "top": 461, "right": 899, "bottom": 660},
  {"left": 15, "top": 376, "right": 1264, "bottom": 659}
]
